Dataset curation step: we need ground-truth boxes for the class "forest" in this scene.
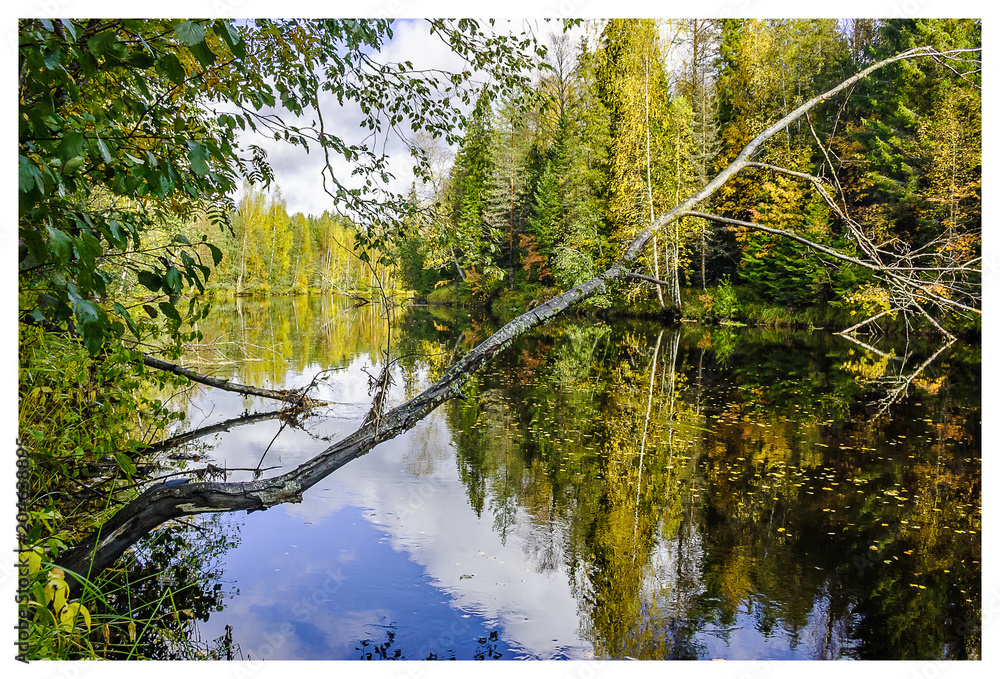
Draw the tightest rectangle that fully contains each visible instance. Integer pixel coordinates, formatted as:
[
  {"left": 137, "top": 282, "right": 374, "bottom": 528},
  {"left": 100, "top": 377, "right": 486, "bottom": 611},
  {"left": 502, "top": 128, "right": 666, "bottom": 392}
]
[
  {"left": 189, "top": 19, "right": 982, "bottom": 332},
  {"left": 17, "top": 18, "right": 980, "bottom": 660}
]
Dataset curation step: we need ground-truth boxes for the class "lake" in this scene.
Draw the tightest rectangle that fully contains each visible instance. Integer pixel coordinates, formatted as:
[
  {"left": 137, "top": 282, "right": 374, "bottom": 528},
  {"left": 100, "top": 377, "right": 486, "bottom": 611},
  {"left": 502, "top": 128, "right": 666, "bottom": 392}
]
[{"left": 129, "top": 294, "right": 980, "bottom": 660}]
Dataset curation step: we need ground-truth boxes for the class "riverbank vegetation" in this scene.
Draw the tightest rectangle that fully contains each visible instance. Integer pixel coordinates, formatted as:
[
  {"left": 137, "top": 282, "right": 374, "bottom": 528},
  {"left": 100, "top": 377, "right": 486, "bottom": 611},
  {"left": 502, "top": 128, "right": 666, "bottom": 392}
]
[{"left": 17, "top": 18, "right": 979, "bottom": 659}]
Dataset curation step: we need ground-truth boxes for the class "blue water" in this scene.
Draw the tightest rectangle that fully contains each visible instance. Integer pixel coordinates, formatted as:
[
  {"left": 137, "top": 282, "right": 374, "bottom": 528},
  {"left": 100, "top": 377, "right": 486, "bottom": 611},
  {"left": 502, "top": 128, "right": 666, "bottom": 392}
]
[{"left": 207, "top": 503, "right": 515, "bottom": 660}]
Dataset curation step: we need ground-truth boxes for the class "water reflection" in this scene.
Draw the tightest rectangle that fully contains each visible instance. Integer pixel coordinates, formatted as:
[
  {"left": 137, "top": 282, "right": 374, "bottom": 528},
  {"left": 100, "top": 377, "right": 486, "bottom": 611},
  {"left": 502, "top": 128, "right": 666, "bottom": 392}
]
[
  {"left": 448, "top": 320, "right": 979, "bottom": 659},
  {"left": 138, "top": 296, "right": 978, "bottom": 659}
]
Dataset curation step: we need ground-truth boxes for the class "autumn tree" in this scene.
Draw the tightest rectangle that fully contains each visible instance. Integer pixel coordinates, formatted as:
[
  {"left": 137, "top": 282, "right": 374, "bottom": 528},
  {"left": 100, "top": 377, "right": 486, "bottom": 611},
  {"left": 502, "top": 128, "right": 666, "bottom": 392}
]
[
  {"left": 597, "top": 20, "right": 671, "bottom": 301},
  {"left": 290, "top": 212, "right": 315, "bottom": 292},
  {"left": 678, "top": 19, "right": 723, "bottom": 289}
]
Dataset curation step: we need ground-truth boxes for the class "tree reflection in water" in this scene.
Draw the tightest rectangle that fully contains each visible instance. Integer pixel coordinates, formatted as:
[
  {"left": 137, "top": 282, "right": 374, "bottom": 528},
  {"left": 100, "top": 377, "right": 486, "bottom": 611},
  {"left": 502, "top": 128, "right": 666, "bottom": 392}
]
[
  {"left": 119, "top": 299, "right": 978, "bottom": 660},
  {"left": 447, "top": 321, "right": 980, "bottom": 659}
]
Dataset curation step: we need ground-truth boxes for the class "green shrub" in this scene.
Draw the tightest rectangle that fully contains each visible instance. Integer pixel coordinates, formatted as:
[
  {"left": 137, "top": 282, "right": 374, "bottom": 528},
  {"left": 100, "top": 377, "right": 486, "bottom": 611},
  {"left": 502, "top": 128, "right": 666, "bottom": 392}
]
[{"left": 713, "top": 277, "right": 740, "bottom": 318}]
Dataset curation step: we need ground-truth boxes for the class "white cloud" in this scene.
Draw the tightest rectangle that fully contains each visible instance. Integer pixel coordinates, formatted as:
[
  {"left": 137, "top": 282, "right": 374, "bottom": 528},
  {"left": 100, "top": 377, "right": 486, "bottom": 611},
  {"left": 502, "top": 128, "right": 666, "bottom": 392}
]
[
  {"left": 237, "top": 19, "right": 470, "bottom": 218},
  {"left": 238, "top": 18, "right": 581, "bottom": 218}
]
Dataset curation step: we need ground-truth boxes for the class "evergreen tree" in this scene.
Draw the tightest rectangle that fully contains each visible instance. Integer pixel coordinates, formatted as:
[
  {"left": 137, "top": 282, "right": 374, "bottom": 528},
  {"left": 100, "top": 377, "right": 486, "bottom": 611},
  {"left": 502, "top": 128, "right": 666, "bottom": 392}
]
[
  {"left": 446, "top": 93, "right": 498, "bottom": 287},
  {"left": 483, "top": 98, "right": 532, "bottom": 290}
]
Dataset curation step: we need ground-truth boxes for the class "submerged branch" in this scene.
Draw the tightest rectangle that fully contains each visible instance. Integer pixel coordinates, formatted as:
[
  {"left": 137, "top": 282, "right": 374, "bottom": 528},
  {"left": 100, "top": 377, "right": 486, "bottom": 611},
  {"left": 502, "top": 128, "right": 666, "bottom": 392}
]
[
  {"left": 142, "top": 354, "right": 329, "bottom": 407},
  {"left": 137, "top": 408, "right": 310, "bottom": 457}
]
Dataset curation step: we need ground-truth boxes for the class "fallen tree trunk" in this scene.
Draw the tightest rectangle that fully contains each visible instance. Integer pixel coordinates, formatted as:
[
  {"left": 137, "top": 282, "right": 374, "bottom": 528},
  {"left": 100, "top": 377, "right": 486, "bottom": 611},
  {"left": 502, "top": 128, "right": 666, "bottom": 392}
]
[
  {"left": 57, "top": 45, "right": 971, "bottom": 590},
  {"left": 142, "top": 354, "right": 328, "bottom": 406},
  {"left": 19, "top": 313, "right": 326, "bottom": 407}
]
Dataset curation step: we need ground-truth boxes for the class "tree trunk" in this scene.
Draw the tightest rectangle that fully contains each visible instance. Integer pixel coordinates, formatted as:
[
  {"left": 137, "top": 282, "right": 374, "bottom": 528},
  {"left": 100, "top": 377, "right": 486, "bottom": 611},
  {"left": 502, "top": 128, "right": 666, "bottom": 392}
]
[{"left": 644, "top": 49, "right": 666, "bottom": 311}]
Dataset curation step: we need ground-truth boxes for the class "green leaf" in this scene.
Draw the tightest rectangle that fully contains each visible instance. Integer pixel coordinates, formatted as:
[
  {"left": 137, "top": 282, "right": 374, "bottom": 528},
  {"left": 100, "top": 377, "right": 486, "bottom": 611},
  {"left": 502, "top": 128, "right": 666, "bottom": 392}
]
[
  {"left": 57, "top": 131, "right": 87, "bottom": 161},
  {"left": 43, "top": 47, "right": 61, "bottom": 70},
  {"left": 115, "top": 450, "right": 137, "bottom": 476},
  {"left": 189, "top": 40, "right": 217, "bottom": 68},
  {"left": 158, "top": 301, "right": 181, "bottom": 322},
  {"left": 206, "top": 243, "right": 223, "bottom": 266},
  {"left": 142, "top": 304, "right": 158, "bottom": 319},
  {"left": 18, "top": 156, "right": 38, "bottom": 192},
  {"left": 163, "top": 266, "right": 182, "bottom": 293},
  {"left": 59, "top": 19, "right": 77, "bottom": 41},
  {"left": 76, "top": 232, "right": 103, "bottom": 271},
  {"left": 113, "top": 302, "right": 139, "bottom": 337},
  {"left": 157, "top": 53, "right": 186, "bottom": 85},
  {"left": 46, "top": 227, "right": 73, "bottom": 265},
  {"left": 187, "top": 141, "right": 210, "bottom": 176},
  {"left": 63, "top": 156, "right": 86, "bottom": 174},
  {"left": 213, "top": 20, "right": 246, "bottom": 59},
  {"left": 136, "top": 270, "right": 162, "bottom": 292},
  {"left": 94, "top": 134, "right": 112, "bottom": 164},
  {"left": 87, "top": 31, "right": 118, "bottom": 56},
  {"left": 175, "top": 21, "right": 206, "bottom": 46},
  {"left": 128, "top": 50, "right": 156, "bottom": 69}
]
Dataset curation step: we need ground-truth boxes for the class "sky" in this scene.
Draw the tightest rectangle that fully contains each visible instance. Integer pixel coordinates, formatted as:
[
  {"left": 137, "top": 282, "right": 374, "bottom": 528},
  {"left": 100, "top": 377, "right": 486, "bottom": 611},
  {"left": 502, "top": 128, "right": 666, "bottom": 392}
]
[{"left": 242, "top": 18, "right": 583, "bottom": 218}]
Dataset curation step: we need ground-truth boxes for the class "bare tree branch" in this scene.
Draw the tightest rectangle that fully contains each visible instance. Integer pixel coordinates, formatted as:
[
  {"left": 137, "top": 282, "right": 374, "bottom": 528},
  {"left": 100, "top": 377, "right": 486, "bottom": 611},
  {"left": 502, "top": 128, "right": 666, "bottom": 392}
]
[
  {"left": 838, "top": 309, "right": 894, "bottom": 336},
  {"left": 679, "top": 210, "right": 980, "bottom": 321},
  {"left": 626, "top": 272, "right": 676, "bottom": 289},
  {"left": 142, "top": 354, "right": 328, "bottom": 406}
]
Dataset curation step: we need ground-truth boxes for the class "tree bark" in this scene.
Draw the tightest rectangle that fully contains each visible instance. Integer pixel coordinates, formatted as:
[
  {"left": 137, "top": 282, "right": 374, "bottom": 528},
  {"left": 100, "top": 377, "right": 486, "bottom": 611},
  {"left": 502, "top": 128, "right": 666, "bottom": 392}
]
[
  {"left": 142, "top": 354, "right": 328, "bottom": 406},
  {"left": 56, "top": 45, "right": 971, "bottom": 589}
]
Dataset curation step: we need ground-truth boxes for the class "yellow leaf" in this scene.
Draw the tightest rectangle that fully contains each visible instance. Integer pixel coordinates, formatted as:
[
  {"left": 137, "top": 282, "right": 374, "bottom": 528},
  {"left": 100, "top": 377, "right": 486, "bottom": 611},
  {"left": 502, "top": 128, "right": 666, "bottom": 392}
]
[
  {"left": 59, "top": 602, "right": 91, "bottom": 633},
  {"left": 128, "top": 621, "right": 137, "bottom": 642},
  {"left": 19, "top": 547, "right": 44, "bottom": 577},
  {"left": 44, "top": 569, "right": 68, "bottom": 613}
]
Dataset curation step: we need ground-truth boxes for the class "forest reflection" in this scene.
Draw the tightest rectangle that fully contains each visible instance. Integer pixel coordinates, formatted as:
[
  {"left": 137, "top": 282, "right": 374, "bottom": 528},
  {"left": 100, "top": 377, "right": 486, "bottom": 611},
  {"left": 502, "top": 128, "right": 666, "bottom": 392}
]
[
  {"left": 443, "top": 317, "right": 980, "bottom": 659},
  {"left": 139, "top": 296, "right": 978, "bottom": 659}
]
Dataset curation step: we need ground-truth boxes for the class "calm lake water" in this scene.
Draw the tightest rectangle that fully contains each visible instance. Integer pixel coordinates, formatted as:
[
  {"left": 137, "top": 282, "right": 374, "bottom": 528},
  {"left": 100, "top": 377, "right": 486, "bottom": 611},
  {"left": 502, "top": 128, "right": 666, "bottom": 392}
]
[{"left": 135, "top": 294, "right": 980, "bottom": 660}]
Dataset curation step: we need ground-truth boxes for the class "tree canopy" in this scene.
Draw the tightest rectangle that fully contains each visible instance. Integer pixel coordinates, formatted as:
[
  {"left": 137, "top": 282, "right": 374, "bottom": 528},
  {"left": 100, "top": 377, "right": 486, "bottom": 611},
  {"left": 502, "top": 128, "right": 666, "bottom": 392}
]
[{"left": 18, "top": 18, "right": 549, "bottom": 354}]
